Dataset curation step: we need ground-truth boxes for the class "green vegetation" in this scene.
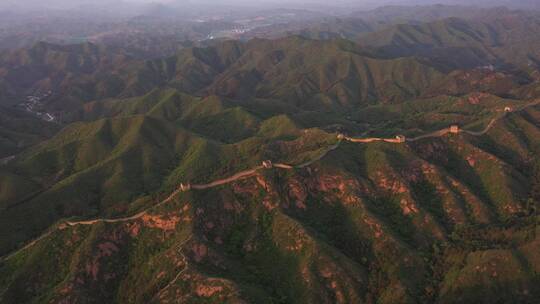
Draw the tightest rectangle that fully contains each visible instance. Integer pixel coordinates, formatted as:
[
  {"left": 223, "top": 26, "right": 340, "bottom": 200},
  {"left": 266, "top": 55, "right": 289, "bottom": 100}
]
[{"left": 2, "top": 9, "right": 540, "bottom": 303}]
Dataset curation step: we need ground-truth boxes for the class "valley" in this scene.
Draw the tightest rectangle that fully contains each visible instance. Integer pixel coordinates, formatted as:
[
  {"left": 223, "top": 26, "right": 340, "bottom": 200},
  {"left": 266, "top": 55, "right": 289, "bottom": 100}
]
[{"left": 19, "top": 93, "right": 56, "bottom": 122}]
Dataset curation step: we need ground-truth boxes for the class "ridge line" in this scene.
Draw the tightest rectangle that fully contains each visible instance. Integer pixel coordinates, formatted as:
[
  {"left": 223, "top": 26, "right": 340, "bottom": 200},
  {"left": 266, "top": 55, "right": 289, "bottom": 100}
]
[{"left": 1, "top": 100, "right": 539, "bottom": 262}]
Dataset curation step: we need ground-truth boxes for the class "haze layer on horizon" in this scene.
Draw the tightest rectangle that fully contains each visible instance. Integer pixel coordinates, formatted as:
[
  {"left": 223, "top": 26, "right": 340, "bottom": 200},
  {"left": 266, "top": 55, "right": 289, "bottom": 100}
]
[{"left": 2, "top": 0, "right": 539, "bottom": 12}]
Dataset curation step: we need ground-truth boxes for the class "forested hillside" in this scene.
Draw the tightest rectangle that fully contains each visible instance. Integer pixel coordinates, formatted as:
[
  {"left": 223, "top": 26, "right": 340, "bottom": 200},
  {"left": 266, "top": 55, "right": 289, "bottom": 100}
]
[{"left": 1, "top": 4, "right": 540, "bottom": 304}]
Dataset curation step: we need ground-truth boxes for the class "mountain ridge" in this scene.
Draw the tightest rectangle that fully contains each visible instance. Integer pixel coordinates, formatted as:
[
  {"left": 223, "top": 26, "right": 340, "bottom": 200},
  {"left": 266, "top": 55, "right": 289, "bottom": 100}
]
[{"left": 1, "top": 8, "right": 540, "bottom": 303}]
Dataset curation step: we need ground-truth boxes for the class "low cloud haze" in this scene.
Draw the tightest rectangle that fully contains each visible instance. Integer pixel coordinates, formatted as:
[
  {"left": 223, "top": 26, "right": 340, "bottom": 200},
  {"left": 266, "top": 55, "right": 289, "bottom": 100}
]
[{"left": 2, "top": 0, "right": 539, "bottom": 11}]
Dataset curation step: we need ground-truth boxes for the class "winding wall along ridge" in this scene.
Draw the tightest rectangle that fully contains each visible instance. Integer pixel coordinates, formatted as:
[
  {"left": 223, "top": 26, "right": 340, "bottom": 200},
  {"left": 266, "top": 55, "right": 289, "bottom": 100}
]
[
  {"left": 191, "top": 166, "right": 264, "bottom": 190},
  {"left": 2, "top": 100, "right": 539, "bottom": 261},
  {"left": 183, "top": 100, "right": 540, "bottom": 190},
  {"left": 0, "top": 187, "right": 186, "bottom": 261}
]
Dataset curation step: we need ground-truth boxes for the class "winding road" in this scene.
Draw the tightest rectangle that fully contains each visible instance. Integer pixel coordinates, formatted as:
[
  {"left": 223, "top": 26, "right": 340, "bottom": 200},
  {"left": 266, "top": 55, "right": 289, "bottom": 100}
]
[{"left": 2, "top": 100, "right": 539, "bottom": 262}]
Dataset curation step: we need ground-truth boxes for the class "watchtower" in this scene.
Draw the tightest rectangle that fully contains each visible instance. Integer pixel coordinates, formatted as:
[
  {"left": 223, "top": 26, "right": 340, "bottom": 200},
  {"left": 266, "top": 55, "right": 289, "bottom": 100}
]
[
  {"left": 504, "top": 106, "right": 512, "bottom": 113},
  {"left": 450, "top": 125, "right": 460, "bottom": 134},
  {"left": 395, "top": 135, "right": 406, "bottom": 143},
  {"left": 337, "top": 133, "right": 346, "bottom": 140},
  {"left": 262, "top": 160, "right": 273, "bottom": 169},
  {"left": 180, "top": 183, "right": 192, "bottom": 192}
]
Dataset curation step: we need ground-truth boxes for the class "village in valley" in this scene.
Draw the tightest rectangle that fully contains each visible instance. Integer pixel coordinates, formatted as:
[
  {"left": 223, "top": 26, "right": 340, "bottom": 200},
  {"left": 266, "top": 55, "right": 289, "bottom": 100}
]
[{"left": 19, "top": 91, "right": 56, "bottom": 122}]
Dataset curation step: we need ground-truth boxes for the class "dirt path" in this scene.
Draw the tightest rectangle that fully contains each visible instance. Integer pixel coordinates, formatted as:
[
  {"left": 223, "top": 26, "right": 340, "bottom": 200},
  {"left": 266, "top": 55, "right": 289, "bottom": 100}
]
[{"left": 152, "top": 235, "right": 193, "bottom": 302}]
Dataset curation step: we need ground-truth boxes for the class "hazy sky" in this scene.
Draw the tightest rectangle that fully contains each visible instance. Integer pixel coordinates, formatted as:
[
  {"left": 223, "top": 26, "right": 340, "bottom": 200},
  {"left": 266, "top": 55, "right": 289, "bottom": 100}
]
[
  {"left": 2, "top": 0, "right": 538, "bottom": 11},
  {"left": 0, "top": 0, "right": 378, "bottom": 11}
]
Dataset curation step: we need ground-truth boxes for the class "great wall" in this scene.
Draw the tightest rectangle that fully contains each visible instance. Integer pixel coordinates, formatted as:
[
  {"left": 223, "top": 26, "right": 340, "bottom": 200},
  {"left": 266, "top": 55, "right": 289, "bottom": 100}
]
[
  {"left": 1, "top": 100, "right": 539, "bottom": 262},
  {"left": 175, "top": 104, "right": 521, "bottom": 192}
]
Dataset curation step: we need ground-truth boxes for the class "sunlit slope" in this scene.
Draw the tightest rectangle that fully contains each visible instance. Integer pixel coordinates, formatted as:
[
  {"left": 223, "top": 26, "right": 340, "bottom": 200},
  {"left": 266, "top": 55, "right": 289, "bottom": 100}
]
[
  {"left": 2, "top": 105, "right": 540, "bottom": 303},
  {"left": 0, "top": 101, "right": 331, "bottom": 254}
]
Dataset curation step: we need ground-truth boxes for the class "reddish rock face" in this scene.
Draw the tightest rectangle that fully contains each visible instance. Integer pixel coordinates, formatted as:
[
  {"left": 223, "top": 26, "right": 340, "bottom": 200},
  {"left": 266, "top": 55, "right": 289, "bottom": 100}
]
[
  {"left": 195, "top": 284, "right": 224, "bottom": 297},
  {"left": 467, "top": 92, "right": 491, "bottom": 105},
  {"left": 466, "top": 156, "right": 476, "bottom": 167},
  {"left": 126, "top": 222, "right": 141, "bottom": 237},
  {"left": 400, "top": 199, "right": 419, "bottom": 215},
  {"left": 376, "top": 172, "right": 409, "bottom": 194},
  {"left": 263, "top": 197, "right": 278, "bottom": 211},
  {"left": 256, "top": 175, "right": 272, "bottom": 192},
  {"left": 142, "top": 213, "right": 181, "bottom": 231},
  {"left": 287, "top": 178, "right": 308, "bottom": 209}
]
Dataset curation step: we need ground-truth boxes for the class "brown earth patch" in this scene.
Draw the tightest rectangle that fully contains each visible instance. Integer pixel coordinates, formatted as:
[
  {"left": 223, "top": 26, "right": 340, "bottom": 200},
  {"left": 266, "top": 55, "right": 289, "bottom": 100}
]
[{"left": 141, "top": 213, "right": 181, "bottom": 231}]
